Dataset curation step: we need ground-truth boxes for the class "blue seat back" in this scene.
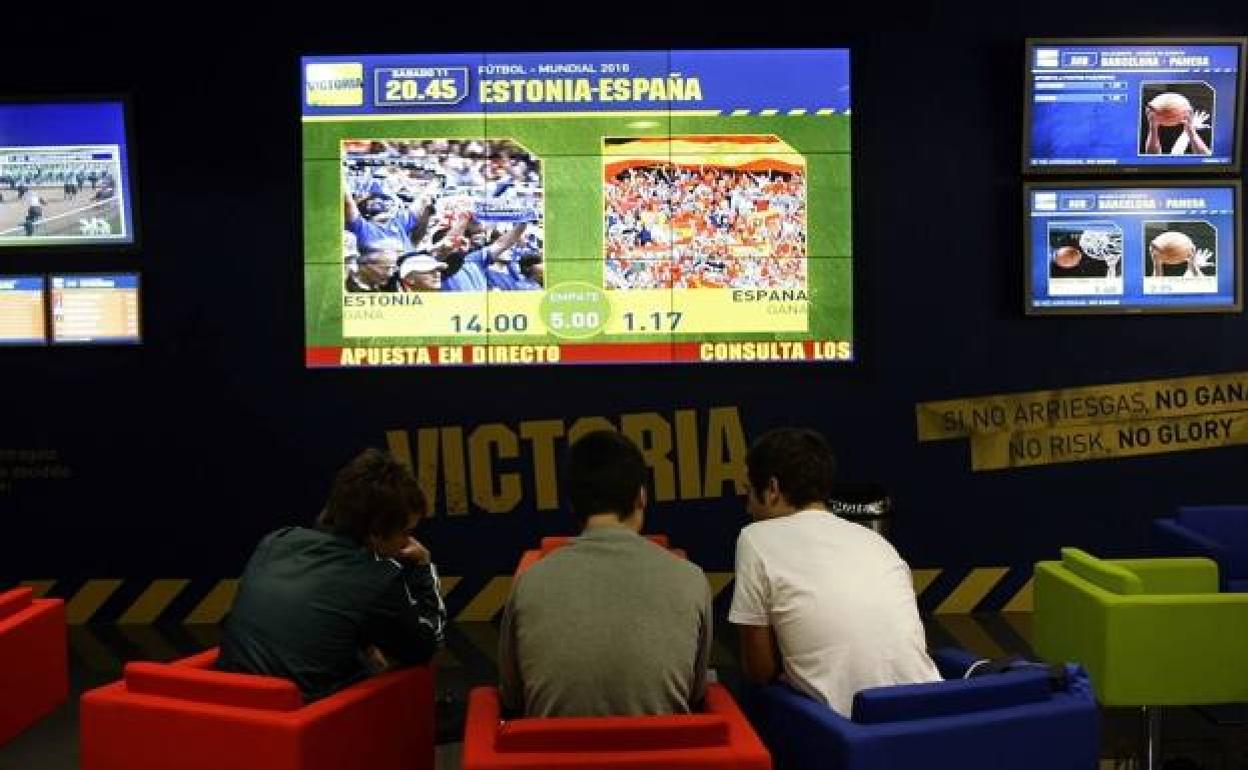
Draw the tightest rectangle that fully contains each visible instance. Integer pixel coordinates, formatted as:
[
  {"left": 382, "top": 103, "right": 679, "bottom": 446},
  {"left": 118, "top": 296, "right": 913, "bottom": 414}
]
[
  {"left": 1179, "top": 505, "right": 1248, "bottom": 576},
  {"left": 752, "top": 659, "right": 1099, "bottom": 770},
  {"left": 851, "top": 669, "right": 1051, "bottom": 724}
]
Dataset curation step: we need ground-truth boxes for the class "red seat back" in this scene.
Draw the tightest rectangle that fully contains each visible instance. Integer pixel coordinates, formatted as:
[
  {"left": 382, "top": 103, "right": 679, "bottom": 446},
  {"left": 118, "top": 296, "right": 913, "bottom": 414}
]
[
  {"left": 540, "top": 536, "right": 573, "bottom": 553},
  {"left": 0, "top": 590, "right": 66, "bottom": 746},
  {"left": 124, "top": 661, "right": 303, "bottom": 711},
  {"left": 0, "top": 588, "right": 33, "bottom": 622},
  {"left": 464, "top": 685, "right": 772, "bottom": 770},
  {"left": 497, "top": 714, "right": 729, "bottom": 752},
  {"left": 82, "top": 650, "right": 436, "bottom": 770},
  {"left": 515, "top": 550, "right": 544, "bottom": 577}
]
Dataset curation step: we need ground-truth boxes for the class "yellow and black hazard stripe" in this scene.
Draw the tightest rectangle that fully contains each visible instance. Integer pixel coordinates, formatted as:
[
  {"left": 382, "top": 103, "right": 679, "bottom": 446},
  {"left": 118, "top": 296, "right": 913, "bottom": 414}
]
[
  {"left": 913, "top": 567, "right": 1035, "bottom": 614},
  {"left": 3, "top": 567, "right": 1036, "bottom": 624},
  {"left": 9, "top": 578, "right": 239, "bottom": 625}
]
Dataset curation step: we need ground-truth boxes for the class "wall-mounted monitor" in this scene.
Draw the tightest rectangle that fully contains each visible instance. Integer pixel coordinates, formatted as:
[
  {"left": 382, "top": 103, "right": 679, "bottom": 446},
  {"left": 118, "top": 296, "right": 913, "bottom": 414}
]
[
  {"left": 1024, "top": 38, "right": 1246, "bottom": 173},
  {"left": 1025, "top": 181, "right": 1240, "bottom": 314},
  {"left": 0, "top": 276, "right": 46, "bottom": 345},
  {"left": 300, "top": 49, "right": 853, "bottom": 368},
  {"left": 0, "top": 99, "right": 137, "bottom": 247},
  {"left": 49, "top": 273, "right": 141, "bottom": 344}
]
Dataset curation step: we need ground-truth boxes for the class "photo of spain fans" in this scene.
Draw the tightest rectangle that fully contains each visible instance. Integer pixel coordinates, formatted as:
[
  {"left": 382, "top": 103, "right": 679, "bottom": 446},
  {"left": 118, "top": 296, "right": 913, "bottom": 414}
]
[
  {"left": 603, "top": 136, "right": 807, "bottom": 290},
  {"left": 341, "top": 139, "right": 544, "bottom": 293}
]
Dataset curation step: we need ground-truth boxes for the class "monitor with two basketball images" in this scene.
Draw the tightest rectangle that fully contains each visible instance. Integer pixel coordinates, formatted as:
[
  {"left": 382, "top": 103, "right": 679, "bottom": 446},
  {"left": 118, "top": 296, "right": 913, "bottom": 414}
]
[{"left": 1025, "top": 180, "right": 1241, "bottom": 315}]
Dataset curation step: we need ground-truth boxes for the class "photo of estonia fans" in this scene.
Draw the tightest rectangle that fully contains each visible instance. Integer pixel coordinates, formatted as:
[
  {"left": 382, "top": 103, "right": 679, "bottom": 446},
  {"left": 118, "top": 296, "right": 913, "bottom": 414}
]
[
  {"left": 0, "top": 147, "right": 122, "bottom": 241},
  {"left": 604, "top": 136, "right": 807, "bottom": 290},
  {"left": 342, "top": 139, "right": 543, "bottom": 293}
]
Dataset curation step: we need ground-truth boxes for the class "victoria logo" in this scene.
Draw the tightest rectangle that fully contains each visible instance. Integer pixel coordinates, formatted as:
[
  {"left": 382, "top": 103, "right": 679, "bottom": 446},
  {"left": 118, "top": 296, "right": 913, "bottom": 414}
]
[{"left": 305, "top": 62, "right": 365, "bottom": 107}]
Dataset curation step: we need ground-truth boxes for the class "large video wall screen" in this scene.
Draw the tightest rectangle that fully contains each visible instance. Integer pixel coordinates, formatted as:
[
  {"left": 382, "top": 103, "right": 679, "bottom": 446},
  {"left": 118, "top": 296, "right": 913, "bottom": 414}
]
[{"left": 302, "top": 50, "right": 853, "bottom": 367}]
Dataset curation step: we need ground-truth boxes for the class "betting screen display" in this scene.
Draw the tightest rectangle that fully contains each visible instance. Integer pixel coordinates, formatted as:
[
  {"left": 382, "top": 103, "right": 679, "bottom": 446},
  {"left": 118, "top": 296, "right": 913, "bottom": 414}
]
[
  {"left": 1026, "top": 182, "right": 1240, "bottom": 313},
  {"left": 0, "top": 100, "right": 136, "bottom": 246},
  {"left": 49, "top": 273, "right": 141, "bottom": 344},
  {"left": 0, "top": 276, "right": 46, "bottom": 345},
  {"left": 301, "top": 49, "right": 852, "bottom": 368},
  {"left": 1025, "top": 39, "right": 1245, "bottom": 171}
]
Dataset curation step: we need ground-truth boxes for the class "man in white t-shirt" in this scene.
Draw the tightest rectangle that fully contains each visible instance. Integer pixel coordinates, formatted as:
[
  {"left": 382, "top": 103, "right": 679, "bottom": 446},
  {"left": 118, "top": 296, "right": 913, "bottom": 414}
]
[{"left": 729, "top": 427, "right": 940, "bottom": 717}]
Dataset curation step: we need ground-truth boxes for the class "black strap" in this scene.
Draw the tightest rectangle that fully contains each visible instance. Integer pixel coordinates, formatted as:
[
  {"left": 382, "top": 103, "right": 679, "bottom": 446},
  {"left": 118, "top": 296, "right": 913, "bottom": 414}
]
[{"left": 965, "top": 655, "right": 1068, "bottom": 691}]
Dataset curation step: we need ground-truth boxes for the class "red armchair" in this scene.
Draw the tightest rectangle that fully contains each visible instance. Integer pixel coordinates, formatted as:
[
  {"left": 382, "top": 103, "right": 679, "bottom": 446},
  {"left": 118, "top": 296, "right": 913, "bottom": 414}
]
[
  {"left": 463, "top": 684, "right": 771, "bottom": 770},
  {"left": 80, "top": 648, "right": 434, "bottom": 770},
  {"left": 516, "top": 535, "right": 685, "bottom": 576},
  {"left": 0, "top": 587, "right": 67, "bottom": 745}
]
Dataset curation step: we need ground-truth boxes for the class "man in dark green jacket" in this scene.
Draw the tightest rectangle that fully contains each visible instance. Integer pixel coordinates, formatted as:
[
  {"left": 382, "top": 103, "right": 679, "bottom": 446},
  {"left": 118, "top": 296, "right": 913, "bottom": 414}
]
[{"left": 216, "top": 449, "right": 446, "bottom": 701}]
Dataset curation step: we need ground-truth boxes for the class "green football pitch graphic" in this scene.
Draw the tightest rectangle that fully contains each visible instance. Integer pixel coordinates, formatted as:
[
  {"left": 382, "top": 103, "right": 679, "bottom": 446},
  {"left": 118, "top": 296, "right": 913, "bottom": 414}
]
[{"left": 304, "top": 113, "right": 852, "bottom": 350}]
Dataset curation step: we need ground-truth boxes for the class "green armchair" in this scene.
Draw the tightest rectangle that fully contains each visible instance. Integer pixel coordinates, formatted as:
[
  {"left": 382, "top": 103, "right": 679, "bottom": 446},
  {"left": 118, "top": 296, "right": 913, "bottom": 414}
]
[{"left": 1034, "top": 547, "right": 1248, "bottom": 768}]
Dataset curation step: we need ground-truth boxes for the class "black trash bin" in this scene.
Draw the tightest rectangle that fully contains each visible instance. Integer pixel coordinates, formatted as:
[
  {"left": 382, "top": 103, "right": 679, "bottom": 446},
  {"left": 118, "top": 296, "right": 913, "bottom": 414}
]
[{"left": 827, "top": 482, "right": 892, "bottom": 540}]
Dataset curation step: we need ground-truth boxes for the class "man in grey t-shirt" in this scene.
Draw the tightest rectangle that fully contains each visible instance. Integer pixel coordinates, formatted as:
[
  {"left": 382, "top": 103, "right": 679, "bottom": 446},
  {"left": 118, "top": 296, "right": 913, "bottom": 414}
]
[{"left": 498, "top": 430, "right": 712, "bottom": 717}]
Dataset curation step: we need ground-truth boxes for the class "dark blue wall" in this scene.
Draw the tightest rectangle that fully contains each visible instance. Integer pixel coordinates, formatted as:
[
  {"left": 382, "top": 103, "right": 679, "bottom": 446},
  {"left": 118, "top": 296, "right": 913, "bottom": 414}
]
[{"left": 3, "top": 2, "right": 1247, "bottom": 591}]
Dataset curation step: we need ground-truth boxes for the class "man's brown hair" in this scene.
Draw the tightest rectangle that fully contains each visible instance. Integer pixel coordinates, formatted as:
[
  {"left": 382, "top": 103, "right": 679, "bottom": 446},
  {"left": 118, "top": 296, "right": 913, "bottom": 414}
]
[{"left": 318, "top": 449, "right": 427, "bottom": 543}]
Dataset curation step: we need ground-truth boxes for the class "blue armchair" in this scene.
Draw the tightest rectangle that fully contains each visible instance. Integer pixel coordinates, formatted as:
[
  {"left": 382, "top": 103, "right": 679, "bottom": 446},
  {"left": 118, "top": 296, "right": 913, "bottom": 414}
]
[
  {"left": 750, "top": 650, "right": 1098, "bottom": 770},
  {"left": 1153, "top": 505, "right": 1248, "bottom": 592}
]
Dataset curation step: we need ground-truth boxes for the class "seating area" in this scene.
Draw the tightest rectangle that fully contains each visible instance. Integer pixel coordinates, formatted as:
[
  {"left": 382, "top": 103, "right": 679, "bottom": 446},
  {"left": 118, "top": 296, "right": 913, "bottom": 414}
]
[
  {"left": 0, "top": 587, "right": 67, "bottom": 747},
  {"left": 1035, "top": 547, "right": 1248, "bottom": 709},
  {"left": 79, "top": 649, "right": 435, "bottom": 770},
  {"left": 1153, "top": 506, "right": 1248, "bottom": 592},
  {"left": 1034, "top": 545, "right": 1248, "bottom": 768},
  {"left": 752, "top": 648, "right": 1098, "bottom": 770},
  {"left": 10, "top": 517, "right": 1248, "bottom": 769},
  {"left": 13, "top": 13, "right": 1248, "bottom": 769},
  {"left": 463, "top": 684, "right": 770, "bottom": 770}
]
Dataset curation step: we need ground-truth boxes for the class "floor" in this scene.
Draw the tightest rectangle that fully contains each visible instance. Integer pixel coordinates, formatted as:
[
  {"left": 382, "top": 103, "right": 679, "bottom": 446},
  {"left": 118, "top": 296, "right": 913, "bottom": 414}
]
[{"left": 2, "top": 616, "right": 1246, "bottom": 769}]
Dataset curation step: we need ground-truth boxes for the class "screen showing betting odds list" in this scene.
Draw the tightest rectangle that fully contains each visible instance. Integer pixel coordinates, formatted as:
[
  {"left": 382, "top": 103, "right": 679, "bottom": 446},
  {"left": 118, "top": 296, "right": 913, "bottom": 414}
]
[
  {"left": 0, "top": 100, "right": 136, "bottom": 247},
  {"left": 301, "top": 49, "right": 853, "bottom": 368},
  {"left": 49, "top": 273, "right": 141, "bottom": 344},
  {"left": 0, "top": 276, "right": 46, "bottom": 345},
  {"left": 1026, "top": 40, "right": 1244, "bottom": 170},
  {"left": 1027, "top": 184, "right": 1239, "bottom": 313}
]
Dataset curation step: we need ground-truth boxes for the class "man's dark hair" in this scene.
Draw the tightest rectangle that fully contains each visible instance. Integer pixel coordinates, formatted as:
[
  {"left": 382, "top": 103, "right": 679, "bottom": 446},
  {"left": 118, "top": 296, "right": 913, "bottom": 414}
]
[
  {"left": 565, "top": 430, "right": 647, "bottom": 522},
  {"left": 745, "top": 427, "right": 837, "bottom": 509},
  {"left": 319, "top": 449, "right": 427, "bottom": 543}
]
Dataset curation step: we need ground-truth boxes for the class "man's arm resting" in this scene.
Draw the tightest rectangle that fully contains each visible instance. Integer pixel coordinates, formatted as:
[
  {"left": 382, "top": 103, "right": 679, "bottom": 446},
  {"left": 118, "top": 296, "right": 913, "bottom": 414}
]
[
  {"left": 736, "top": 623, "right": 780, "bottom": 686},
  {"left": 366, "top": 564, "right": 446, "bottom": 665}
]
